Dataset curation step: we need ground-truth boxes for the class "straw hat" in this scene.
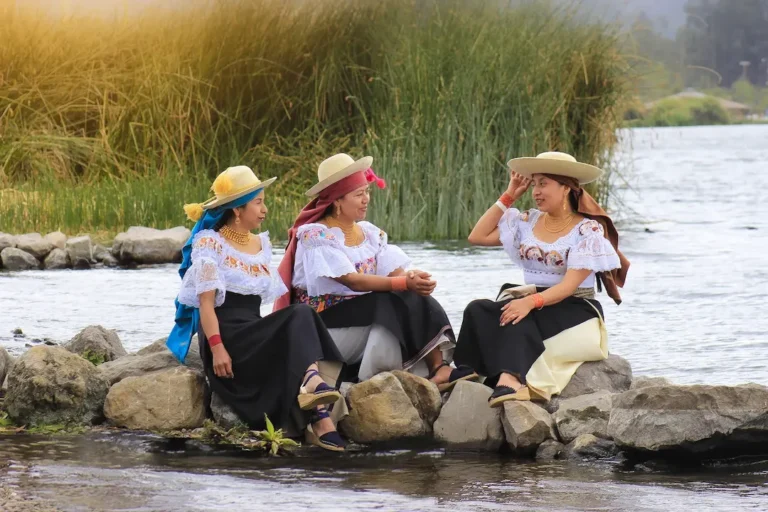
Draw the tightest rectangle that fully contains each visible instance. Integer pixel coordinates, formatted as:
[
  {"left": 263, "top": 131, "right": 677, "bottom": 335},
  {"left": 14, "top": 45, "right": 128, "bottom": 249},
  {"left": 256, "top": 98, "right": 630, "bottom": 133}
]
[
  {"left": 183, "top": 166, "right": 276, "bottom": 221},
  {"left": 506, "top": 152, "right": 603, "bottom": 185},
  {"left": 306, "top": 153, "right": 373, "bottom": 197}
]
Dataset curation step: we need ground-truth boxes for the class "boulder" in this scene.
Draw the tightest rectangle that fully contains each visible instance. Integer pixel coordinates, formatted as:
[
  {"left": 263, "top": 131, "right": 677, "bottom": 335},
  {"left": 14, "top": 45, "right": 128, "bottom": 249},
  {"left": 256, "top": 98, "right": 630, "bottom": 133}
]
[
  {"left": 65, "top": 235, "right": 93, "bottom": 266},
  {"left": 211, "top": 392, "right": 242, "bottom": 430},
  {"left": 1, "top": 247, "right": 40, "bottom": 271},
  {"left": 433, "top": 381, "right": 504, "bottom": 452},
  {"left": 565, "top": 434, "right": 618, "bottom": 460},
  {"left": 0, "top": 233, "right": 16, "bottom": 253},
  {"left": 608, "top": 384, "right": 768, "bottom": 457},
  {"left": 631, "top": 376, "right": 672, "bottom": 390},
  {"left": 5, "top": 345, "right": 109, "bottom": 426},
  {"left": 101, "top": 253, "right": 120, "bottom": 267},
  {"left": 15, "top": 233, "right": 53, "bottom": 259},
  {"left": 136, "top": 336, "right": 202, "bottom": 371},
  {"left": 536, "top": 439, "right": 566, "bottom": 461},
  {"left": 44, "top": 231, "right": 67, "bottom": 250},
  {"left": 391, "top": 370, "right": 442, "bottom": 430},
  {"left": 553, "top": 391, "right": 613, "bottom": 444},
  {"left": 0, "top": 346, "right": 15, "bottom": 387},
  {"left": 501, "top": 401, "right": 556, "bottom": 454},
  {"left": 104, "top": 367, "right": 205, "bottom": 430},
  {"left": 65, "top": 325, "right": 127, "bottom": 363},
  {"left": 112, "top": 226, "right": 190, "bottom": 264},
  {"left": 93, "top": 244, "right": 110, "bottom": 262},
  {"left": 43, "top": 248, "right": 70, "bottom": 270},
  {"left": 546, "top": 355, "right": 632, "bottom": 413},
  {"left": 340, "top": 372, "right": 426, "bottom": 443},
  {"left": 98, "top": 348, "right": 179, "bottom": 386}
]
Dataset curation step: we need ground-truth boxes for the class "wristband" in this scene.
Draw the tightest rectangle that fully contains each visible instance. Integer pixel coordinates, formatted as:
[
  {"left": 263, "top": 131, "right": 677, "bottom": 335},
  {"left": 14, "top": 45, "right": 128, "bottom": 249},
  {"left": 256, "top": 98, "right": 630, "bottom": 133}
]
[
  {"left": 494, "top": 200, "right": 508, "bottom": 212},
  {"left": 530, "top": 293, "right": 545, "bottom": 310},
  {"left": 499, "top": 192, "right": 514, "bottom": 208},
  {"left": 391, "top": 276, "right": 408, "bottom": 291},
  {"left": 208, "top": 334, "right": 223, "bottom": 347}
]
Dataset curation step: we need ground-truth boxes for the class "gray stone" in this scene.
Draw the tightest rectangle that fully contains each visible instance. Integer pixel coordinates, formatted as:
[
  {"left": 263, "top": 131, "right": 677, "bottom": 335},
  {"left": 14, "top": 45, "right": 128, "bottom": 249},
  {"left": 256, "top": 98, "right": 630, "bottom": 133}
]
[
  {"left": 5, "top": 345, "right": 109, "bottom": 426},
  {"left": 65, "top": 325, "right": 127, "bottom": 363},
  {"left": 43, "top": 248, "right": 70, "bottom": 270},
  {"left": 112, "top": 226, "right": 190, "bottom": 264},
  {"left": 65, "top": 235, "right": 93, "bottom": 266},
  {"left": 101, "top": 253, "right": 119, "bottom": 267},
  {"left": 135, "top": 336, "right": 202, "bottom": 371},
  {"left": 0, "top": 233, "right": 17, "bottom": 253},
  {"left": 340, "top": 372, "right": 426, "bottom": 443},
  {"left": 0, "top": 346, "right": 15, "bottom": 387},
  {"left": 433, "top": 381, "right": 504, "bottom": 452},
  {"left": 93, "top": 244, "right": 110, "bottom": 262},
  {"left": 631, "top": 376, "right": 673, "bottom": 390},
  {"left": 608, "top": 384, "right": 768, "bottom": 457},
  {"left": 104, "top": 367, "right": 205, "bottom": 430},
  {"left": 391, "top": 370, "right": 442, "bottom": 431},
  {"left": 565, "top": 434, "right": 618, "bottom": 460},
  {"left": 546, "top": 355, "right": 632, "bottom": 413},
  {"left": 44, "top": 231, "right": 67, "bottom": 250},
  {"left": 211, "top": 392, "right": 242, "bottom": 429},
  {"left": 501, "top": 401, "right": 556, "bottom": 454},
  {"left": 98, "top": 349, "right": 180, "bottom": 386},
  {"left": 15, "top": 233, "right": 53, "bottom": 259},
  {"left": 1, "top": 247, "right": 40, "bottom": 271},
  {"left": 553, "top": 391, "right": 613, "bottom": 443},
  {"left": 536, "top": 439, "right": 566, "bottom": 461}
]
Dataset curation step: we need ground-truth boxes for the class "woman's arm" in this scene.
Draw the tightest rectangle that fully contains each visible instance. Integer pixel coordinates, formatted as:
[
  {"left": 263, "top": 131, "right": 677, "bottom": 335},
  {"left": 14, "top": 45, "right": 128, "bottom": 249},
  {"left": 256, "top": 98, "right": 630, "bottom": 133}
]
[
  {"left": 199, "top": 290, "right": 233, "bottom": 378},
  {"left": 333, "top": 271, "right": 436, "bottom": 296},
  {"left": 468, "top": 170, "right": 531, "bottom": 246},
  {"left": 500, "top": 269, "right": 592, "bottom": 326}
]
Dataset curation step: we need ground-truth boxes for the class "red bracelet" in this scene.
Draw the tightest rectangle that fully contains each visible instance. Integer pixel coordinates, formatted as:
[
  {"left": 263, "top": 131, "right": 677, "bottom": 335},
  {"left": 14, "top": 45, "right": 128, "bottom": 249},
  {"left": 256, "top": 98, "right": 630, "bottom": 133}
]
[
  {"left": 530, "top": 293, "right": 545, "bottom": 310},
  {"left": 208, "top": 334, "right": 223, "bottom": 347},
  {"left": 391, "top": 276, "right": 408, "bottom": 292},
  {"left": 499, "top": 192, "right": 514, "bottom": 208}
]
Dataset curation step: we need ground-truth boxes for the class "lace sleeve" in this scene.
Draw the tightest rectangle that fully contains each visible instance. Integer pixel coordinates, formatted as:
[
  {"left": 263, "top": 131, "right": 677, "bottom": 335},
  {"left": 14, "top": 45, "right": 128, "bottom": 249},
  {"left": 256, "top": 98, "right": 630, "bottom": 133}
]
[
  {"left": 567, "top": 220, "right": 621, "bottom": 272},
  {"left": 497, "top": 208, "right": 526, "bottom": 263},
  {"left": 177, "top": 233, "right": 226, "bottom": 308},
  {"left": 373, "top": 228, "right": 411, "bottom": 276},
  {"left": 299, "top": 227, "right": 356, "bottom": 295}
]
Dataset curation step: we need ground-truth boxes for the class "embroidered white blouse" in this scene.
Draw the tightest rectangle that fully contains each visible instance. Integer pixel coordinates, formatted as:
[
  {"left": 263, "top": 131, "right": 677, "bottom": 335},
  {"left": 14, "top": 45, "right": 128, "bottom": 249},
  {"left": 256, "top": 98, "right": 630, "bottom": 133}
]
[
  {"left": 177, "top": 230, "right": 288, "bottom": 308},
  {"left": 498, "top": 208, "right": 620, "bottom": 289},
  {"left": 292, "top": 221, "right": 411, "bottom": 297}
]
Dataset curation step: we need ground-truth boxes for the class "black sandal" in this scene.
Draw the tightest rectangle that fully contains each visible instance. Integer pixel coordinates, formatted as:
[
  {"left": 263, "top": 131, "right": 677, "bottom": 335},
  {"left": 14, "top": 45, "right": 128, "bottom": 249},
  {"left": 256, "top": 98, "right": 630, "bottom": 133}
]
[
  {"left": 429, "top": 361, "right": 480, "bottom": 393},
  {"left": 297, "top": 369, "right": 342, "bottom": 410},
  {"left": 307, "top": 407, "right": 347, "bottom": 452},
  {"left": 488, "top": 385, "right": 531, "bottom": 408}
]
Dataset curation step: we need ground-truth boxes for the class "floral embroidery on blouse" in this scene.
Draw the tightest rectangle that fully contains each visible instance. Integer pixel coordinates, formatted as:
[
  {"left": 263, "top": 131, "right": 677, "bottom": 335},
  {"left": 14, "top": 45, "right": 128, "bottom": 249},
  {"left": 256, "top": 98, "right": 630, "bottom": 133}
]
[
  {"left": 519, "top": 210, "right": 530, "bottom": 222},
  {"left": 579, "top": 220, "right": 602, "bottom": 236},
  {"left": 355, "top": 256, "right": 377, "bottom": 275},
  {"left": 544, "top": 250, "right": 566, "bottom": 267},
  {"left": 293, "top": 287, "right": 353, "bottom": 313},
  {"left": 301, "top": 227, "right": 338, "bottom": 243},
  {"left": 195, "top": 236, "right": 223, "bottom": 254},
  {"left": 223, "top": 255, "right": 271, "bottom": 277}
]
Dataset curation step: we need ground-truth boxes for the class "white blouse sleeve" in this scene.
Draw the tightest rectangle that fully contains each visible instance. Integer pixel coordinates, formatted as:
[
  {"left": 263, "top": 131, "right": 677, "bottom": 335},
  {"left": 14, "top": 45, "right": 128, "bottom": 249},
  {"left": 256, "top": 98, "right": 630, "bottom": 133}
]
[
  {"left": 178, "top": 232, "right": 226, "bottom": 308},
  {"left": 259, "top": 233, "right": 289, "bottom": 304},
  {"left": 370, "top": 226, "right": 411, "bottom": 276},
  {"left": 298, "top": 226, "right": 356, "bottom": 296},
  {"left": 497, "top": 208, "right": 526, "bottom": 264},
  {"left": 567, "top": 220, "right": 621, "bottom": 272}
]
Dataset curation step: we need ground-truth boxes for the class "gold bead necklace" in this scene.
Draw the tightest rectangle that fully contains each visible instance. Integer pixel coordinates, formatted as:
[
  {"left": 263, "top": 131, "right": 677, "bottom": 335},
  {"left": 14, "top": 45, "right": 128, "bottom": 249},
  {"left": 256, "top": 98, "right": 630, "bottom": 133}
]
[
  {"left": 542, "top": 213, "right": 575, "bottom": 234},
  {"left": 325, "top": 216, "right": 365, "bottom": 246},
  {"left": 219, "top": 224, "right": 252, "bottom": 246}
]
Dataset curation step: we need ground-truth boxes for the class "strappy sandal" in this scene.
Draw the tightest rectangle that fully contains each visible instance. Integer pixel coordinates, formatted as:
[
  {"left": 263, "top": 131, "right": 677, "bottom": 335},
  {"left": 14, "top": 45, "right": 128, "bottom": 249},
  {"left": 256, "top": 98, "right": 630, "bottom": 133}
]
[
  {"left": 297, "top": 369, "right": 342, "bottom": 410},
  {"left": 306, "top": 407, "right": 347, "bottom": 452},
  {"left": 488, "top": 385, "right": 531, "bottom": 408},
  {"left": 429, "top": 361, "right": 480, "bottom": 393}
]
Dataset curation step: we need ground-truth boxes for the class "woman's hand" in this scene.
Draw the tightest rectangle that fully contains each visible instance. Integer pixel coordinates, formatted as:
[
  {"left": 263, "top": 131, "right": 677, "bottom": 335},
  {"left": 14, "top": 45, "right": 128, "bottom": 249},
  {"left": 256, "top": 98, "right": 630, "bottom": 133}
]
[
  {"left": 406, "top": 270, "right": 437, "bottom": 296},
  {"left": 506, "top": 170, "right": 532, "bottom": 200},
  {"left": 211, "top": 344, "right": 234, "bottom": 379},
  {"left": 500, "top": 298, "right": 533, "bottom": 327}
]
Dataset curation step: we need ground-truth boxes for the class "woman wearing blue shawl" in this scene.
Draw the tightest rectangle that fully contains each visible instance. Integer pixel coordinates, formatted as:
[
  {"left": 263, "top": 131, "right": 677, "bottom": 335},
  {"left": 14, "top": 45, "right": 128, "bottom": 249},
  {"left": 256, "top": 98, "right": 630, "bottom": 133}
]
[{"left": 167, "top": 165, "right": 346, "bottom": 452}]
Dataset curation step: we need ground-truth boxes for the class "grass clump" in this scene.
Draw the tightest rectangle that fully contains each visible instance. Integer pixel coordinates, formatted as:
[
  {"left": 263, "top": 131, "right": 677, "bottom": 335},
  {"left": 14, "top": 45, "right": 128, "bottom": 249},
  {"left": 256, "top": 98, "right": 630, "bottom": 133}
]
[
  {"left": 81, "top": 350, "right": 106, "bottom": 367},
  {"left": 198, "top": 415, "right": 299, "bottom": 456}
]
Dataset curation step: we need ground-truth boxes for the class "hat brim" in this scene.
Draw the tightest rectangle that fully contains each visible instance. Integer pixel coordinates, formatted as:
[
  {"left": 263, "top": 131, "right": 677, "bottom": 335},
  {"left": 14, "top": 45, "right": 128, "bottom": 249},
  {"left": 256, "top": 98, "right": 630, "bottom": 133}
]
[
  {"left": 306, "top": 156, "right": 373, "bottom": 197},
  {"left": 202, "top": 177, "right": 277, "bottom": 210},
  {"left": 506, "top": 158, "right": 603, "bottom": 185}
]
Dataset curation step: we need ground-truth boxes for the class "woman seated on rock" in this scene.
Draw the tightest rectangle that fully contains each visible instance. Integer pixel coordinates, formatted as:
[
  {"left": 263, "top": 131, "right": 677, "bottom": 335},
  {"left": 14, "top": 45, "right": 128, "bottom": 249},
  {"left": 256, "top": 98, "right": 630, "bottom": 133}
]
[
  {"left": 452, "top": 152, "right": 629, "bottom": 407},
  {"left": 167, "top": 165, "right": 346, "bottom": 452},
  {"left": 274, "top": 154, "right": 474, "bottom": 389}
]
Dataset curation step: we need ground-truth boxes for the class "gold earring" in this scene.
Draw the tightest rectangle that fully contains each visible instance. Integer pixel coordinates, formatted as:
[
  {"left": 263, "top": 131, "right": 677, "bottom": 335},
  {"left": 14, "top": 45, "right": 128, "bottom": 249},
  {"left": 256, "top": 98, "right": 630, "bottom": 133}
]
[
  {"left": 236, "top": 216, "right": 241, "bottom": 225},
  {"left": 563, "top": 194, "right": 568, "bottom": 212},
  {"left": 335, "top": 204, "right": 341, "bottom": 217}
]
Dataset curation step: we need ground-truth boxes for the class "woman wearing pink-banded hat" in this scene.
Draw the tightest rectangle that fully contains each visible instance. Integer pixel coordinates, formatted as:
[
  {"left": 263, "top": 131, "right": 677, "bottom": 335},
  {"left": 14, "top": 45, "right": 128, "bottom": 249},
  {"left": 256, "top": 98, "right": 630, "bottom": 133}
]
[{"left": 275, "top": 154, "right": 477, "bottom": 389}]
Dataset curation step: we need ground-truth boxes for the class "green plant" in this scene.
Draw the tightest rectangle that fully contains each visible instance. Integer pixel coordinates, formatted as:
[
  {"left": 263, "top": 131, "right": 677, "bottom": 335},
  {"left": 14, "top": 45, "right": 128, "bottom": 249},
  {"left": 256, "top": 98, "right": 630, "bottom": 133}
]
[
  {"left": 199, "top": 415, "right": 299, "bottom": 455},
  {"left": 81, "top": 350, "right": 106, "bottom": 367}
]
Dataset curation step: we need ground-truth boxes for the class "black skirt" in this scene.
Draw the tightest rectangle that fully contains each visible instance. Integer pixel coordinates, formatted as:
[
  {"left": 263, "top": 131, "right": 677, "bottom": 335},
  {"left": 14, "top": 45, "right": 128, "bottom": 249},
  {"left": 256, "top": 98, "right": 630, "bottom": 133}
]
[
  {"left": 316, "top": 291, "right": 454, "bottom": 370},
  {"left": 453, "top": 284, "right": 603, "bottom": 386},
  {"left": 199, "top": 293, "right": 342, "bottom": 432}
]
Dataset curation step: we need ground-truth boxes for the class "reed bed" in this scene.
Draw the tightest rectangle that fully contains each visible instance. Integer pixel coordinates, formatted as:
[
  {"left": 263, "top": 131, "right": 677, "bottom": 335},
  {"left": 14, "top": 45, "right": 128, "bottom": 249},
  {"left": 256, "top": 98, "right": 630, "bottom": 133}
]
[{"left": 0, "top": 0, "right": 630, "bottom": 240}]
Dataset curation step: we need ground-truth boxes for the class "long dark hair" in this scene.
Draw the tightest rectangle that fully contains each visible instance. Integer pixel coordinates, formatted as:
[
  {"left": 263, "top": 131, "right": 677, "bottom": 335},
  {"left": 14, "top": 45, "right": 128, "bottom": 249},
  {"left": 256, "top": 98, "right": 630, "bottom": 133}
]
[{"left": 213, "top": 209, "right": 236, "bottom": 231}]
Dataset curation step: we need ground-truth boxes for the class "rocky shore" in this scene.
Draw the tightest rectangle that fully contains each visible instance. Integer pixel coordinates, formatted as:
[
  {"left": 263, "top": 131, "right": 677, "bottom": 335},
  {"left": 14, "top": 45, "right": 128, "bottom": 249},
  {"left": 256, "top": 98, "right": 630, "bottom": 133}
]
[
  {"left": 1, "top": 328, "right": 767, "bottom": 463},
  {"left": 0, "top": 227, "right": 190, "bottom": 271}
]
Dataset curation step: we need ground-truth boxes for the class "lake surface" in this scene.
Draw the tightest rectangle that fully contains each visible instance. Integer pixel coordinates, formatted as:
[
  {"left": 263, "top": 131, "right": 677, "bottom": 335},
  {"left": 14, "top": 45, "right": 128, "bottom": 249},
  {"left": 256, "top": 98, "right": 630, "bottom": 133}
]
[{"left": 2, "top": 125, "right": 768, "bottom": 511}]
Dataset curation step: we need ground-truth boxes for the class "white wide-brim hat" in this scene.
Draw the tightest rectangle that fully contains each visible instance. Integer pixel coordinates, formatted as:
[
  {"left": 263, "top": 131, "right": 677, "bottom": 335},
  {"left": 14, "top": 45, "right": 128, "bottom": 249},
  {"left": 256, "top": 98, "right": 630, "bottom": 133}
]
[
  {"left": 506, "top": 152, "right": 604, "bottom": 185},
  {"left": 306, "top": 153, "right": 373, "bottom": 197},
  {"left": 202, "top": 165, "right": 277, "bottom": 210}
]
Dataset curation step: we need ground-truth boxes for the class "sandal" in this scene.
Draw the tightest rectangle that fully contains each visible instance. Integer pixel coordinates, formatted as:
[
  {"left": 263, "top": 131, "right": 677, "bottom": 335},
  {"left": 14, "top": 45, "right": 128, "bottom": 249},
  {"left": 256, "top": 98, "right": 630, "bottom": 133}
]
[
  {"left": 488, "top": 385, "right": 531, "bottom": 408},
  {"left": 429, "top": 361, "right": 480, "bottom": 393},
  {"left": 306, "top": 407, "right": 347, "bottom": 452},
  {"left": 297, "top": 369, "right": 342, "bottom": 410}
]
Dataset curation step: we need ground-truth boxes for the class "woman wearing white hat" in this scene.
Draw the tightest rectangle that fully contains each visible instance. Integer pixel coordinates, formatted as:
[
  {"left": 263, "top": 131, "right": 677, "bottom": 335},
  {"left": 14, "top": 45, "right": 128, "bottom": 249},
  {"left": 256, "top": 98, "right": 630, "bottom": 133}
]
[
  {"left": 168, "top": 165, "right": 347, "bottom": 452},
  {"left": 451, "top": 152, "right": 630, "bottom": 407},
  {"left": 275, "top": 154, "right": 476, "bottom": 389}
]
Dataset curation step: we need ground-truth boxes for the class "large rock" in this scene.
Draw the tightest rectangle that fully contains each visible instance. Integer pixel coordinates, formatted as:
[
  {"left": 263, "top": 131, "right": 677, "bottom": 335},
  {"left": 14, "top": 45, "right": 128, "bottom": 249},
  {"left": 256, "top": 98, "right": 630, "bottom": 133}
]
[
  {"left": 98, "top": 348, "right": 179, "bottom": 386},
  {"left": 93, "top": 244, "right": 110, "bottom": 262},
  {"left": 112, "top": 226, "right": 190, "bottom": 264},
  {"left": 43, "top": 248, "right": 70, "bottom": 270},
  {"left": 65, "top": 235, "right": 93, "bottom": 266},
  {"left": 631, "top": 376, "right": 672, "bottom": 389},
  {"left": 5, "top": 345, "right": 109, "bottom": 426},
  {"left": 65, "top": 325, "right": 127, "bottom": 363},
  {"left": 536, "top": 439, "right": 566, "bottom": 461},
  {"left": 434, "top": 381, "right": 504, "bottom": 452},
  {"left": 136, "top": 336, "right": 202, "bottom": 371},
  {"left": 565, "top": 434, "right": 618, "bottom": 460},
  {"left": 391, "top": 370, "right": 442, "bottom": 430},
  {"left": 1, "top": 247, "right": 40, "bottom": 271},
  {"left": 553, "top": 391, "right": 613, "bottom": 444},
  {"left": 546, "top": 355, "right": 632, "bottom": 413},
  {"left": 44, "top": 231, "right": 67, "bottom": 250},
  {"left": 0, "top": 233, "right": 16, "bottom": 253},
  {"left": 340, "top": 372, "right": 426, "bottom": 443},
  {"left": 104, "top": 367, "right": 205, "bottom": 430},
  {"left": 0, "top": 346, "right": 15, "bottom": 387},
  {"left": 501, "top": 401, "right": 556, "bottom": 454},
  {"left": 101, "top": 253, "right": 120, "bottom": 267},
  {"left": 211, "top": 392, "right": 242, "bottom": 429},
  {"left": 15, "top": 233, "right": 53, "bottom": 259},
  {"left": 608, "top": 384, "right": 768, "bottom": 457}
]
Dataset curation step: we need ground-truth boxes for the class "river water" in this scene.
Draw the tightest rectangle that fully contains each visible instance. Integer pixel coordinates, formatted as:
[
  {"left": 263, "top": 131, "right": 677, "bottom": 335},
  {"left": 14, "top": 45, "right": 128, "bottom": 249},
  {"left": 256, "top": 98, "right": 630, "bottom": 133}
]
[{"left": 1, "top": 125, "right": 768, "bottom": 511}]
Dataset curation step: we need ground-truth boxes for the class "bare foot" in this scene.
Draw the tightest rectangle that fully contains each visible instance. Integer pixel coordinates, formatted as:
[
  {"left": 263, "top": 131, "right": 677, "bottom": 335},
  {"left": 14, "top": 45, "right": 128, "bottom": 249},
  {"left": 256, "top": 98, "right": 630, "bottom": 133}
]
[
  {"left": 428, "top": 365, "right": 453, "bottom": 386},
  {"left": 497, "top": 372, "right": 523, "bottom": 391}
]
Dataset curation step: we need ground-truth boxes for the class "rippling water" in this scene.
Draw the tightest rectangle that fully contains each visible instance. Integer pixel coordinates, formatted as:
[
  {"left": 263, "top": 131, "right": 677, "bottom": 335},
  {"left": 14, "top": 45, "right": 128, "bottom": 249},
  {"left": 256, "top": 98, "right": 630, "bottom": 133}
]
[{"left": 2, "top": 125, "right": 768, "bottom": 511}]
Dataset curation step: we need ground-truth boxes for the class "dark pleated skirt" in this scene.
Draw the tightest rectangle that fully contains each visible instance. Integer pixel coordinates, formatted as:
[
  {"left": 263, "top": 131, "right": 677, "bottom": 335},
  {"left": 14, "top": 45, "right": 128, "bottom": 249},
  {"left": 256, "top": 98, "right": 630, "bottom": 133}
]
[
  {"left": 317, "top": 291, "right": 455, "bottom": 369},
  {"left": 199, "top": 293, "right": 342, "bottom": 433},
  {"left": 453, "top": 284, "right": 604, "bottom": 386}
]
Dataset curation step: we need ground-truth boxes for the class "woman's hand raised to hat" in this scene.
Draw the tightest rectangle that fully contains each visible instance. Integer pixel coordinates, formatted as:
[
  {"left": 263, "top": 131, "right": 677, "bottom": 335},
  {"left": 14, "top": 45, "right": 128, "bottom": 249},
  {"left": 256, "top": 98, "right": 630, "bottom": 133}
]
[
  {"left": 406, "top": 270, "right": 437, "bottom": 296},
  {"left": 507, "top": 169, "right": 532, "bottom": 200}
]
